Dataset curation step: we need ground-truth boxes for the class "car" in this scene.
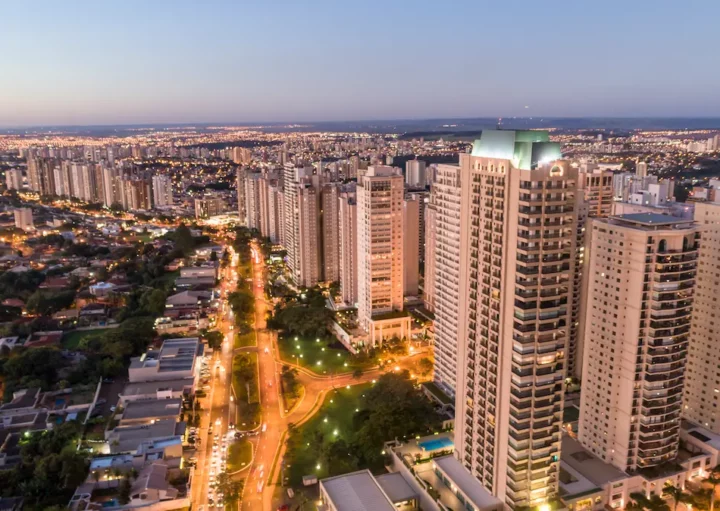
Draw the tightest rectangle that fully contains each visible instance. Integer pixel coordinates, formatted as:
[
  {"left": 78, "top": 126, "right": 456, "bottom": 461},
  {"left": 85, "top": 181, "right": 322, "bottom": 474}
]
[
  {"left": 109, "top": 406, "right": 116, "bottom": 413},
  {"left": 264, "top": 347, "right": 269, "bottom": 354},
  {"left": 262, "top": 423, "right": 267, "bottom": 432},
  {"left": 278, "top": 505, "right": 290, "bottom": 511}
]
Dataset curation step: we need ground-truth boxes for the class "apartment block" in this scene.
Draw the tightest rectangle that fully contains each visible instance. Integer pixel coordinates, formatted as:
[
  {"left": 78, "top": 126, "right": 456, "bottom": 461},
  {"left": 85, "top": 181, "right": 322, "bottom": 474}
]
[
  {"left": 339, "top": 187, "right": 358, "bottom": 307},
  {"left": 429, "top": 164, "right": 463, "bottom": 395},
  {"left": 357, "top": 166, "right": 410, "bottom": 346},
  {"left": 322, "top": 182, "right": 341, "bottom": 283},
  {"left": 578, "top": 214, "right": 699, "bottom": 472},
  {"left": 455, "top": 130, "right": 577, "bottom": 509},
  {"left": 684, "top": 201, "right": 720, "bottom": 432}
]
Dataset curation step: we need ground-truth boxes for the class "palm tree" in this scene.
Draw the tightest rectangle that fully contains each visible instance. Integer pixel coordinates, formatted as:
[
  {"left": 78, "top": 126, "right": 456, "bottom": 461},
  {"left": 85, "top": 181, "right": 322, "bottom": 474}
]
[
  {"left": 664, "top": 484, "right": 691, "bottom": 511},
  {"left": 630, "top": 492, "right": 671, "bottom": 511},
  {"left": 704, "top": 465, "right": 720, "bottom": 511},
  {"left": 690, "top": 487, "right": 713, "bottom": 511}
]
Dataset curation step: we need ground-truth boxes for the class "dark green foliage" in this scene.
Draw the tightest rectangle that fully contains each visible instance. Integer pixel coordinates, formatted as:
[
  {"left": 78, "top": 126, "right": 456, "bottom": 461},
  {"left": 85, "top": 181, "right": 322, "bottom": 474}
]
[{"left": 0, "top": 422, "right": 88, "bottom": 509}]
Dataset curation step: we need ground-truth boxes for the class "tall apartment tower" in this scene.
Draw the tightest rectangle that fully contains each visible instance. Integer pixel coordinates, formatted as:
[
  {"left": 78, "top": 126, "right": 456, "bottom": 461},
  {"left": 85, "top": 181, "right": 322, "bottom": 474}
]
[
  {"left": 6, "top": 169, "right": 23, "bottom": 191},
  {"left": 455, "top": 130, "right": 577, "bottom": 509},
  {"left": 423, "top": 194, "right": 438, "bottom": 313},
  {"left": 403, "top": 196, "right": 420, "bottom": 297},
  {"left": 339, "top": 187, "right": 358, "bottom": 307},
  {"left": 245, "top": 172, "right": 263, "bottom": 231},
  {"left": 321, "top": 183, "right": 341, "bottom": 283},
  {"left": 636, "top": 160, "right": 648, "bottom": 178},
  {"left": 283, "top": 164, "right": 322, "bottom": 287},
  {"left": 357, "top": 166, "right": 410, "bottom": 346},
  {"left": 296, "top": 180, "right": 322, "bottom": 287},
  {"left": 151, "top": 175, "right": 173, "bottom": 208},
  {"left": 429, "top": 164, "right": 463, "bottom": 395},
  {"left": 578, "top": 213, "right": 699, "bottom": 472},
  {"left": 14, "top": 208, "right": 34, "bottom": 231},
  {"left": 406, "top": 159, "right": 427, "bottom": 189},
  {"left": 569, "top": 164, "right": 614, "bottom": 379},
  {"left": 236, "top": 167, "right": 246, "bottom": 225},
  {"left": 684, "top": 202, "right": 720, "bottom": 432}
]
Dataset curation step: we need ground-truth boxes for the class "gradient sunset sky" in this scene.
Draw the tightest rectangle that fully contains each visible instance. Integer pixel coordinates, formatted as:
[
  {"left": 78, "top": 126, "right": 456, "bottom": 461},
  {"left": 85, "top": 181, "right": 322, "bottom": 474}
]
[{"left": 2, "top": 0, "right": 719, "bottom": 126}]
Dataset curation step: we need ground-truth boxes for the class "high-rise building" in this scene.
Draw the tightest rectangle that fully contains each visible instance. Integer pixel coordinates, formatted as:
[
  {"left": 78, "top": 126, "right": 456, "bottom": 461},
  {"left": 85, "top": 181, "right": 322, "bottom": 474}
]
[
  {"left": 429, "top": 163, "right": 463, "bottom": 395},
  {"left": 194, "top": 194, "right": 225, "bottom": 219},
  {"left": 684, "top": 201, "right": 720, "bottom": 432},
  {"left": 152, "top": 175, "right": 173, "bottom": 208},
  {"left": 569, "top": 164, "right": 614, "bottom": 379},
  {"left": 321, "top": 183, "right": 340, "bottom": 283},
  {"left": 636, "top": 160, "right": 648, "bottom": 178},
  {"left": 339, "top": 187, "right": 358, "bottom": 307},
  {"left": 245, "top": 172, "right": 263, "bottom": 231},
  {"left": 236, "top": 167, "right": 246, "bottom": 226},
  {"left": 402, "top": 196, "right": 420, "bottom": 296},
  {"left": 423, "top": 194, "right": 437, "bottom": 313},
  {"left": 267, "top": 183, "right": 283, "bottom": 244},
  {"left": 455, "top": 130, "right": 577, "bottom": 508},
  {"left": 406, "top": 159, "right": 427, "bottom": 189},
  {"left": 13, "top": 208, "right": 34, "bottom": 231},
  {"left": 232, "top": 147, "right": 252, "bottom": 165},
  {"left": 283, "top": 164, "right": 322, "bottom": 287},
  {"left": 5, "top": 169, "right": 23, "bottom": 191},
  {"left": 578, "top": 213, "right": 699, "bottom": 472},
  {"left": 357, "top": 166, "right": 410, "bottom": 346}
]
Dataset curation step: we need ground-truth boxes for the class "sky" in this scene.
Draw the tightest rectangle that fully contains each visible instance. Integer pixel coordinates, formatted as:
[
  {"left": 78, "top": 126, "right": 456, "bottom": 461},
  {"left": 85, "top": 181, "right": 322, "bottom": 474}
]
[{"left": 2, "top": 0, "right": 720, "bottom": 127}]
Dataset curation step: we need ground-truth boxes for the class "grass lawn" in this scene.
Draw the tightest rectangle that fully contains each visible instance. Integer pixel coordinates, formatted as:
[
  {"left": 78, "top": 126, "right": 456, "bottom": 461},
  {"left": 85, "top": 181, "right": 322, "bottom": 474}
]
[
  {"left": 277, "top": 335, "right": 373, "bottom": 375},
  {"left": 234, "top": 331, "right": 257, "bottom": 349},
  {"left": 227, "top": 439, "right": 253, "bottom": 472},
  {"left": 285, "top": 383, "right": 371, "bottom": 487},
  {"left": 62, "top": 328, "right": 108, "bottom": 350}
]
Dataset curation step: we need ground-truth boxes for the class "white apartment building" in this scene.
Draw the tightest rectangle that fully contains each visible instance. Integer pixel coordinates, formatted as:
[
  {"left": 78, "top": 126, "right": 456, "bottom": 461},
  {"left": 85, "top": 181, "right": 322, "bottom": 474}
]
[
  {"left": 570, "top": 164, "right": 614, "bottom": 379},
  {"left": 578, "top": 213, "right": 699, "bottom": 472},
  {"left": 244, "top": 172, "right": 263, "bottom": 231},
  {"left": 151, "top": 174, "right": 173, "bottom": 208},
  {"left": 322, "top": 182, "right": 341, "bottom": 283},
  {"left": 236, "top": 167, "right": 246, "bottom": 225},
  {"left": 339, "top": 188, "right": 358, "bottom": 307},
  {"left": 14, "top": 208, "right": 34, "bottom": 231},
  {"left": 429, "top": 164, "right": 462, "bottom": 395},
  {"left": 455, "top": 130, "right": 578, "bottom": 509},
  {"left": 5, "top": 169, "right": 23, "bottom": 191},
  {"left": 406, "top": 159, "right": 427, "bottom": 189},
  {"left": 357, "top": 166, "right": 410, "bottom": 346},
  {"left": 423, "top": 196, "right": 437, "bottom": 313},
  {"left": 684, "top": 201, "right": 720, "bottom": 432}
]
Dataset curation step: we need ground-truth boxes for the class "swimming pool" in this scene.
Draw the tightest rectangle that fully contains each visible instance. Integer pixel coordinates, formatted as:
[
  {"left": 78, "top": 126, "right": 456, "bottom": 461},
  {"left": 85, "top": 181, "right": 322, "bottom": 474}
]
[{"left": 418, "top": 437, "right": 454, "bottom": 451}]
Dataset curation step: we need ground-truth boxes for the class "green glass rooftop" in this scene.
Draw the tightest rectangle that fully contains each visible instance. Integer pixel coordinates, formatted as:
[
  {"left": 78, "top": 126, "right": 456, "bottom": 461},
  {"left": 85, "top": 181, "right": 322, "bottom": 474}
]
[{"left": 470, "top": 129, "right": 561, "bottom": 170}]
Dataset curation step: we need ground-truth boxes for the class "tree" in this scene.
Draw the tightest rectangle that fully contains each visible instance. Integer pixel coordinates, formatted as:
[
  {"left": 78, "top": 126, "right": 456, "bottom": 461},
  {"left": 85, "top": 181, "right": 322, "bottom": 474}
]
[
  {"left": 205, "top": 330, "right": 223, "bottom": 350},
  {"left": 352, "top": 368, "right": 363, "bottom": 379},
  {"left": 118, "top": 476, "right": 132, "bottom": 504},
  {"left": 704, "top": 465, "right": 720, "bottom": 511},
  {"left": 629, "top": 492, "right": 670, "bottom": 511},
  {"left": 281, "top": 365, "right": 300, "bottom": 397},
  {"left": 417, "top": 357, "right": 433, "bottom": 377},
  {"left": 172, "top": 224, "right": 196, "bottom": 256},
  {"left": 664, "top": 484, "right": 691, "bottom": 511},
  {"left": 139, "top": 288, "right": 167, "bottom": 316}
]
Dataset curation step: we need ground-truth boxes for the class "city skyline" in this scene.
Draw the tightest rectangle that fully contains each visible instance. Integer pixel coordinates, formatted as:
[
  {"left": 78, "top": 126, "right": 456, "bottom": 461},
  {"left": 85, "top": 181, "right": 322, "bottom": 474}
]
[{"left": 3, "top": 0, "right": 720, "bottom": 126}]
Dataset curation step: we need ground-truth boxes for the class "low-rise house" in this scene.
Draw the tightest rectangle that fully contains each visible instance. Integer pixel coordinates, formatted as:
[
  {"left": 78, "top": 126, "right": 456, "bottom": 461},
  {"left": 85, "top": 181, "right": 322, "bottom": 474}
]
[
  {"left": 128, "top": 338, "right": 201, "bottom": 383},
  {"left": 164, "top": 290, "right": 212, "bottom": 309},
  {"left": 89, "top": 282, "right": 116, "bottom": 297},
  {"left": 106, "top": 418, "right": 185, "bottom": 454},
  {"left": 119, "top": 379, "right": 194, "bottom": 405},
  {"left": 117, "top": 399, "right": 182, "bottom": 427}
]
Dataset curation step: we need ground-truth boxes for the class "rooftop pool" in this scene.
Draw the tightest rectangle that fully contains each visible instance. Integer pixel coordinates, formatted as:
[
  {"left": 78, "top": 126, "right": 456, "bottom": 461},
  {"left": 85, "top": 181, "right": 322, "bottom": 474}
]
[{"left": 418, "top": 436, "right": 454, "bottom": 452}]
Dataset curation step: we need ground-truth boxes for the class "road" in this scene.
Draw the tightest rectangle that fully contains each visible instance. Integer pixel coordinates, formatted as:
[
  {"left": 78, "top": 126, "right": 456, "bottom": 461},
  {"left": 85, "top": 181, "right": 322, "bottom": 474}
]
[
  {"left": 190, "top": 246, "right": 238, "bottom": 510},
  {"left": 240, "top": 242, "right": 430, "bottom": 511}
]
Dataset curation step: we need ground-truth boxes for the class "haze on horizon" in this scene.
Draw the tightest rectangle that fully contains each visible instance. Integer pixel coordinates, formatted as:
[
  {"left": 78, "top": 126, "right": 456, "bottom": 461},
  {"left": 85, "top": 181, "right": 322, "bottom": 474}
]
[{"left": 2, "top": 0, "right": 719, "bottom": 128}]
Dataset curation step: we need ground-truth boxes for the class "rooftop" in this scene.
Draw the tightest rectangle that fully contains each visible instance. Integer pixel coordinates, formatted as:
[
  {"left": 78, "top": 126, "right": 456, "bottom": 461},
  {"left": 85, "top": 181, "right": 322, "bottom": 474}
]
[
  {"left": 121, "top": 398, "right": 182, "bottom": 421},
  {"left": 561, "top": 435, "right": 626, "bottom": 487},
  {"left": 120, "top": 379, "right": 194, "bottom": 398},
  {"left": 470, "top": 129, "right": 561, "bottom": 170},
  {"left": 433, "top": 455, "right": 502, "bottom": 509},
  {"left": 375, "top": 473, "right": 418, "bottom": 504},
  {"left": 610, "top": 213, "right": 694, "bottom": 228},
  {"left": 130, "top": 338, "right": 199, "bottom": 374},
  {"left": 321, "top": 470, "right": 395, "bottom": 511}
]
